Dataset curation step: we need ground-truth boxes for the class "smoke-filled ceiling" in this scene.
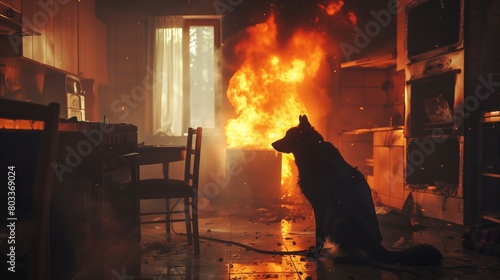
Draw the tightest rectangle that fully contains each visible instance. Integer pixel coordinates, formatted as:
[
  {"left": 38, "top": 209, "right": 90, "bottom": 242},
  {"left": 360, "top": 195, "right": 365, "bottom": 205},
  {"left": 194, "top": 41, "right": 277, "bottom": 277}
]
[{"left": 222, "top": 0, "right": 396, "bottom": 62}]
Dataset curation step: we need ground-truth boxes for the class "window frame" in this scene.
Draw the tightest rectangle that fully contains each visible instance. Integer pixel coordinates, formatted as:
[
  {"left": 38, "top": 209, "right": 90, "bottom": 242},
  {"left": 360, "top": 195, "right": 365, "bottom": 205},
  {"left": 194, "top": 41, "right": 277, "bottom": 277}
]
[{"left": 181, "top": 17, "right": 222, "bottom": 135}]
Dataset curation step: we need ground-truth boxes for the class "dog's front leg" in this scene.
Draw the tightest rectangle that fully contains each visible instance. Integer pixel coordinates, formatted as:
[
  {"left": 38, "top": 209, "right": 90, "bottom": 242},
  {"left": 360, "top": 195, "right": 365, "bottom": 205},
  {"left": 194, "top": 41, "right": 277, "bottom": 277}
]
[
  {"left": 306, "top": 205, "right": 327, "bottom": 260},
  {"left": 306, "top": 236, "right": 326, "bottom": 260}
]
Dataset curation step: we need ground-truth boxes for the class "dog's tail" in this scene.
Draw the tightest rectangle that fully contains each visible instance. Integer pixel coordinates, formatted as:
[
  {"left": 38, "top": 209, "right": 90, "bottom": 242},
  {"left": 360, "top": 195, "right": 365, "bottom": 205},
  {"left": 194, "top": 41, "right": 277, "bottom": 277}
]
[{"left": 368, "top": 243, "right": 442, "bottom": 266}]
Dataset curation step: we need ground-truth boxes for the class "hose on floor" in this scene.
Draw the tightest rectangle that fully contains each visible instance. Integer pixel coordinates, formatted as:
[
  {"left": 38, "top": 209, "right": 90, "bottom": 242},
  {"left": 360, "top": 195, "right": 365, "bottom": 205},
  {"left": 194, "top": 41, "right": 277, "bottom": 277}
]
[
  {"left": 197, "top": 234, "right": 309, "bottom": 255},
  {"left": 171, "top": 225, "right": 309, "bottom": 255}
]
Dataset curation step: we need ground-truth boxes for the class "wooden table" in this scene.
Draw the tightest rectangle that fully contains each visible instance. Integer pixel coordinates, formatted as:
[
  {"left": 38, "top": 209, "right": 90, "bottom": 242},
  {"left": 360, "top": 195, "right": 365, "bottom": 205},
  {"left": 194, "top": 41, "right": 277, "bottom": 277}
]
[{"left": 137, "top": 145, "right": 186, "bottom": 178}]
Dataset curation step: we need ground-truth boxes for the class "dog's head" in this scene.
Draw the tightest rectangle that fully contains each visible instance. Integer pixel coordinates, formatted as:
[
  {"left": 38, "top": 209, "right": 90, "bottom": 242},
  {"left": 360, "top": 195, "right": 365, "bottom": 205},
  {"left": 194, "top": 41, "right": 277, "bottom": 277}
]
[{"left": 272, "top": 115, "right": 324, "bottom": 154}]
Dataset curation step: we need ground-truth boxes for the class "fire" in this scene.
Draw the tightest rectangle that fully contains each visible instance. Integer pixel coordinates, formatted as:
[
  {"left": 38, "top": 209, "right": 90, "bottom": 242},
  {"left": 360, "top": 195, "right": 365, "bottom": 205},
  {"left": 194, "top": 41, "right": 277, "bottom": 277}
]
[
  {"left": 224, "top": 15, "right": 327, "bottom": 197},
  {"left": 318, "top": 0, "right": 344, "bottom": 16},
  {"left": 348, "top": 11, "right": 357, "bottom": 25},
  {"left": 318, "top": 0, "right": 357, "bottom": 25}
]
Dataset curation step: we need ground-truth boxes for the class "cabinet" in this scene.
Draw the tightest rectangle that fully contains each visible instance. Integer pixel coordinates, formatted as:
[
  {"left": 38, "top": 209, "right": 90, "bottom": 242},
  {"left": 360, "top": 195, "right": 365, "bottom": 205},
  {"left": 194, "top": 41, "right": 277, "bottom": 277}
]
[
  {"left": 373, "top": 128, "right": 405, "bottom": 209},
  {"left": 49, "top": 122, "right": 140, "bottom": 279},
  {"left": 78, "top": 5, "right": 108, "bottom": 84},
  {"left": 61, "top": 0, "right": 79, "bottom": 73},
  {"left": 478, "top": 111, "right": 500, "bottom": 221},
  {"left": 20, "top": 0, "right": 78, "bottom": 73},
  {"left": 0, "top": 121, "right": 140, "bottom": 278},
  {"left": 1, "top": 0, "right": 21, "bottom": 10},
  {"left": 0, "top": 0, "right": 106, "bottom": 82}
]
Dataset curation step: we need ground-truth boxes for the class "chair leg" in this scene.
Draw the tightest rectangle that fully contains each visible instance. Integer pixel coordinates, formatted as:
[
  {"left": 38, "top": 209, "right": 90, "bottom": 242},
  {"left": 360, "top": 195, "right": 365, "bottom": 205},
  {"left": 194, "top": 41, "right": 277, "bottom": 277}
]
[
  {"left": 184, "top": 197, "right": 193, "bottom": 245},
  {"left": 165, "top": 199, "right": 171, "bottom": 240},
  {"left": 192, "top": 199, "right": 200, "bottom": 255}
]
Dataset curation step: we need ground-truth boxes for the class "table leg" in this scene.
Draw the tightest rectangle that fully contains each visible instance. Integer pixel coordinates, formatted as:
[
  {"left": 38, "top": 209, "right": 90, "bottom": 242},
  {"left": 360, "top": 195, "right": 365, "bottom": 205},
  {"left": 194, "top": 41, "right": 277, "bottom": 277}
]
[
  {"left": 162, "top": 162, "right": 169, "bottom": 179},
  {"left": 162, "top": 162, "right": 171, "bottom": 239}
]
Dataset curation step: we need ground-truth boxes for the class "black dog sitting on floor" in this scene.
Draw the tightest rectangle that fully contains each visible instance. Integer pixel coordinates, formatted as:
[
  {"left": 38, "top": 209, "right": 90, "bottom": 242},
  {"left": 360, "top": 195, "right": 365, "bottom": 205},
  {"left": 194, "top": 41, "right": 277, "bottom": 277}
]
[{"left": 272, "top": 115, "right": 442, "bottom": 266}]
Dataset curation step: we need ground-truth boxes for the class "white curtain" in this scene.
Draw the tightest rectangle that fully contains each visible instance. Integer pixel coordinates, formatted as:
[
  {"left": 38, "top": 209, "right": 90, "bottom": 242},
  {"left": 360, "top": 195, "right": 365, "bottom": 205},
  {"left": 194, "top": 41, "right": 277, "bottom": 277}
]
[{"left": 149, "top": 16, "right": 185, "bottom": 136}]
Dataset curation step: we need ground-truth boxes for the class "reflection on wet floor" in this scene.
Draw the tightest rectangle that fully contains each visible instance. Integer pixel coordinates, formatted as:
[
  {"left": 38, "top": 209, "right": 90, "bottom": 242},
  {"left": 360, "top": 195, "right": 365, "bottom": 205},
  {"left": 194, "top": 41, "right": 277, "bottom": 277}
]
[{"left": 137, "top": 201, "right": 500, "bottom": 280}]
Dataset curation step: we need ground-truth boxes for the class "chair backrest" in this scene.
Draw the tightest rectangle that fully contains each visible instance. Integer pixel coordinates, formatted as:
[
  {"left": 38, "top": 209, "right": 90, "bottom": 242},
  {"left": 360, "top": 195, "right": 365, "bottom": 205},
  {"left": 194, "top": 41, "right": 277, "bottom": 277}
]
[
  {"left": 184, "top": 127, "right": 202, "bottom": 192},
  {"left": 0, "top": 98, "right": 60, "bottom": 280}
]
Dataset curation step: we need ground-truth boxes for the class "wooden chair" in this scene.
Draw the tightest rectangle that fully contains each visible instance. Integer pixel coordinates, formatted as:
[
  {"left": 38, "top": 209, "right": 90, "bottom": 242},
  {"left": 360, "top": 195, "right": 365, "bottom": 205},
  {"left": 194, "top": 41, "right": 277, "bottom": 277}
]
[
  {"left": 0, "top": 99, "right": 60, "bottom": 279},
  {"left": 138, "top": 127, "right": 202, "bottom": 254}
]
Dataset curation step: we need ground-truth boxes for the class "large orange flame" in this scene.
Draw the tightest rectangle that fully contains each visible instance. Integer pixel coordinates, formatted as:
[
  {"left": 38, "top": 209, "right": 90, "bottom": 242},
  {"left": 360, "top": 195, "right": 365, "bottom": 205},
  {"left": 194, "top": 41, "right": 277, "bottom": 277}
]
[{"left": 224, "top": 15, "right": 328, "bottom": 197}]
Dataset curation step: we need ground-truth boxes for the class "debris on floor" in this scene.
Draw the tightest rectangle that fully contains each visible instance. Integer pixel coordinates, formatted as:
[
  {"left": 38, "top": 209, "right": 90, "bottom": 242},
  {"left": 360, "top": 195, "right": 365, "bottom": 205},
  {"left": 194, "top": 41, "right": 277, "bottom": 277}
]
[{"left": 138, "top": 201, "right": 500, "bottom": 279}]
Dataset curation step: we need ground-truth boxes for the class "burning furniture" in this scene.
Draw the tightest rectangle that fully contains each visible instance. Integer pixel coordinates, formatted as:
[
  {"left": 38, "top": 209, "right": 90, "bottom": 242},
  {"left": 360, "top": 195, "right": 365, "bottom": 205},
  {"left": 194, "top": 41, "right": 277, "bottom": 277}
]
[
  {"left": 224, "top": 149, "right": 282, "bottom": 201},
  {"left": 223, "top": 15, "right": 331, "bottom": 201}
]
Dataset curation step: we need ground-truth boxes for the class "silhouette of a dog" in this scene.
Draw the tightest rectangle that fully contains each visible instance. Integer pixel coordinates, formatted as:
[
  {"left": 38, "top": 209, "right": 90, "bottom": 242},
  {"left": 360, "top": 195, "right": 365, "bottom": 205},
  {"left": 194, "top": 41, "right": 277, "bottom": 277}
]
[{"left": 272, "top": 115, "right": 442, "bottom": 265}]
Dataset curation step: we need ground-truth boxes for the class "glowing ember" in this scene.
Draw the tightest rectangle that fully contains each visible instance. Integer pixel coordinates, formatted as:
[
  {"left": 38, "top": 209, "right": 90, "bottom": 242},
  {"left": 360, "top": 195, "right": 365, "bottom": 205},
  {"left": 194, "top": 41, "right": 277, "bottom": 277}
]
[
  {"left": 348, "top": 11, "right": 357, "bottom": 25},
  {"left": 318, "top": 0, "right": 344, "bottom": 16},
  {"left": 318, "top": 0, "right": 357, "bottom": 25},
  {"left": 224, "top": 15, "right": 327, "bottom": 197}
]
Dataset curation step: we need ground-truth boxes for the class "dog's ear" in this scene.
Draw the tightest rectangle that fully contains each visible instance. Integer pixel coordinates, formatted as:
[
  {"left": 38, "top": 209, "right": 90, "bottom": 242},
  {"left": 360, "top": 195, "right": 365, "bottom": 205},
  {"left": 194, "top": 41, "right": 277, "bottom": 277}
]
[{"left": 299, "top": 115, "right": 311, "bottom": 129}]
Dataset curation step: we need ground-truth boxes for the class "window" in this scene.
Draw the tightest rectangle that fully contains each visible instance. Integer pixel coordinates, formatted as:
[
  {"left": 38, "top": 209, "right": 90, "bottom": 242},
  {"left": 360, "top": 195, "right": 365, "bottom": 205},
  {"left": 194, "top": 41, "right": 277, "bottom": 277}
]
[
  {"left": 189, "top": 25, "right": 217, "bottom": 129},
  {"left": 150, "top": 17, "right": 221, "bottom": 136}
]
